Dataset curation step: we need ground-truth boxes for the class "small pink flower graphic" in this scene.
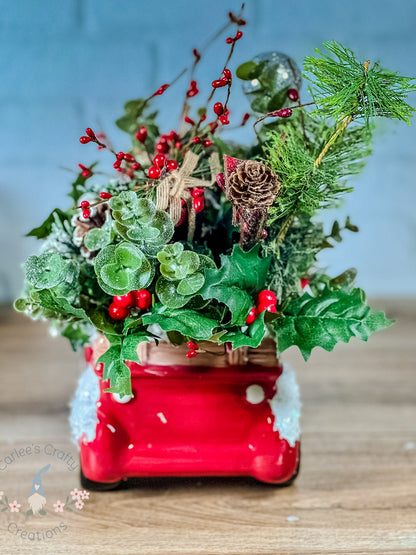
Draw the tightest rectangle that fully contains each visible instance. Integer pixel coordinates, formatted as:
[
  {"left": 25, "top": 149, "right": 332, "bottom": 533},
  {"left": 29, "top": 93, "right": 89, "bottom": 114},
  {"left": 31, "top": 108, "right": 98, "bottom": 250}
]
[
  {"left": 70, "top": 488, "right": 81, "bottom": 500},
  {"left": 75, "top": 500, "right": 84, "bottom": 510},
  {"left": 9, "top": 501, "right": 21, "bottom": 513},
  {"left": 53, "top": 500, "right": 65, "bottom": 513},
  {"left": 80, "top": 490, "right": 89, "bottom": 500}
]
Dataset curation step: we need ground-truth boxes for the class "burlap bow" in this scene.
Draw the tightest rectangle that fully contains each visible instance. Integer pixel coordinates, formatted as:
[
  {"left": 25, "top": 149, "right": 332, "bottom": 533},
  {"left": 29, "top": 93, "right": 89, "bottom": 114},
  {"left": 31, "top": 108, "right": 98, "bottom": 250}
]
[{"left": 156, "top": 151, "right": 220, "bottom": 241}]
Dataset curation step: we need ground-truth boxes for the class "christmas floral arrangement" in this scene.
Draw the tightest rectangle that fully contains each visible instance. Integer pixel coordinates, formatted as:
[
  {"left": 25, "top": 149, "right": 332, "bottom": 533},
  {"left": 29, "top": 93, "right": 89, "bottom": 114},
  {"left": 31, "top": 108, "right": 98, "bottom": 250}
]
[{"left": 15, "top": 10, "right": 415, "bottom": 400}]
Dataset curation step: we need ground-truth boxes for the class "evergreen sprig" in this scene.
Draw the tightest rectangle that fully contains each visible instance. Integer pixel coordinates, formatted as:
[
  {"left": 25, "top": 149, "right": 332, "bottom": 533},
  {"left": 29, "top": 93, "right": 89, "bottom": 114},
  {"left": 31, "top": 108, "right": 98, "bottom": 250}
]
[{"left": 304, "top": 40, "right": 416, "bottom": 124}]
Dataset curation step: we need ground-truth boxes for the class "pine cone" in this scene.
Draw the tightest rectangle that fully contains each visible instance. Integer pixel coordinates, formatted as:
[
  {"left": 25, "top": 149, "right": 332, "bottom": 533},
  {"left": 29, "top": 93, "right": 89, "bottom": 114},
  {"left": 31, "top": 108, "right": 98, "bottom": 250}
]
[
  {"left": 225, "top": 159, "right": 280, "bottom": 210},
  {"left": 72, "top": 203, "right": 108, "bottom": 259},
  {"left": 223, "top": 156, "right": 280, "bottom": 250}
]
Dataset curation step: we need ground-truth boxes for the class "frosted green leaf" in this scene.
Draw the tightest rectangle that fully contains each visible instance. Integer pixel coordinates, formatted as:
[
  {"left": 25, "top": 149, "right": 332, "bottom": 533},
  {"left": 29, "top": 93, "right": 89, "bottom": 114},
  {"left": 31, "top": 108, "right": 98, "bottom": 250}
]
[
  {"left": 176, "top": 273, "right": 205, "bottom": 295},
  {"left": 116, "top": 243, "right": 144, "bottom": 270},
  {"left": 137, "top": 198, "right": 156, "bottom": 223},
  {"left": 84, "top": 213, "right": 112, "bottom": 251},
  {"left": 155, "top": 277, "right": 188, "bottom": 309},
  {"left": 24, "top": 253, "right": 67, "bottom": 289}
]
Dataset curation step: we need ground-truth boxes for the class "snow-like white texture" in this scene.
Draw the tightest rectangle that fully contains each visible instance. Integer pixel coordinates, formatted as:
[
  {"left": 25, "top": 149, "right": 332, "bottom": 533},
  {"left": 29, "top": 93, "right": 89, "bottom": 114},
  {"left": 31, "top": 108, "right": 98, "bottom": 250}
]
[
  {"left": 268, "top": 365, "right": 301, "bottom": 447},
  {"left": 69, "top": 366, "right": 100, "bottom": 446}
]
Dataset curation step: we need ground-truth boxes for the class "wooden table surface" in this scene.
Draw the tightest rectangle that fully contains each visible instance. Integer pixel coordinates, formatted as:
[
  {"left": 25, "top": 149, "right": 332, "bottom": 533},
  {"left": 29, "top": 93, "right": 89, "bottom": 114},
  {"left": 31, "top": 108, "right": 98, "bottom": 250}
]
[{"left": 0, "top": 300, "right": 415, "bottom": 554}]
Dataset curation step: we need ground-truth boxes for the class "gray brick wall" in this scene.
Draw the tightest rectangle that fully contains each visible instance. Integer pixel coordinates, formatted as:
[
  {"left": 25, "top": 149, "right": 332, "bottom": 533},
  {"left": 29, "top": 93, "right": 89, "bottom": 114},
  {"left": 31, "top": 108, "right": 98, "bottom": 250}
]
[{"left": 1, "top": 0, "right": 415, "bottom": 301}]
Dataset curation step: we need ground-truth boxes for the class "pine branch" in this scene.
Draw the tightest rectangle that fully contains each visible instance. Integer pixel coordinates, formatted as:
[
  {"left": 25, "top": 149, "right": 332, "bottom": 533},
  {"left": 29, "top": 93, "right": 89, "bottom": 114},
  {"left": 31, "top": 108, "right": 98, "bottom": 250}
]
[{"left": 304, "top": 41, "right": 416, "bottom": 124}]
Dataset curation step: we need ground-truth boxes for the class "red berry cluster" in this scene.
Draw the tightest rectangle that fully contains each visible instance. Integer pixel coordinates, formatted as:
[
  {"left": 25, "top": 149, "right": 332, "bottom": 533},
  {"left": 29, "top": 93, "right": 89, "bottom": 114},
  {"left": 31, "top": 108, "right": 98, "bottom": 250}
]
[
  {"left": 185, "top": 341, "right": 199, "bottom": 358},
  {"left": 152, "top": 83, "right": 170, "bottom": 97},
  {"left": 113, "top": 151, "right": 136, "bottom": 170},
  {"left": 271, "top": 108, "right": 293, "bottom": 119},
  {"left": 225, "top": 30, "right": 243, "bottom": 44},
  {"left": 148, "top": 154, "right": 178, "bottom": 179},
  {"left": 108, "top": 289, "right": 152, "bottom": 321},
  {"left": 186, "top": 80, "right": 199, "bottom": 98},
  {"left": 135, "top": 126, "right": 147, "bottom": 144},
  {"left": 245, "top": 290, "right": 277, "bottom": 325},
  {"left": 80, "top": 200, "right": 91, "bottom": 219},
  {"left": 211, "top": 68, "right": 232, "bottom": 89},
  {"left": 78, "top": 163, "right": 93, "bottom": 179},
  {"left": 79, "top": 127, "right": 96, "bottom": 144},
  {"left": 191, "top": 187, "right": 204, "bottom": 213},
  {"left": 154, "top": 129, "right": 181, "bottom": 155}
]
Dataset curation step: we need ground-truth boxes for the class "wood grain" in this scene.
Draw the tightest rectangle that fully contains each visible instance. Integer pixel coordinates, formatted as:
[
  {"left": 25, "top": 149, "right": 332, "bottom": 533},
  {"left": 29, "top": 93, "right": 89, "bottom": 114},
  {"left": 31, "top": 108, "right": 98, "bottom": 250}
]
[{"left": 0, "top": 300, "right": 415, "bottom": 554}]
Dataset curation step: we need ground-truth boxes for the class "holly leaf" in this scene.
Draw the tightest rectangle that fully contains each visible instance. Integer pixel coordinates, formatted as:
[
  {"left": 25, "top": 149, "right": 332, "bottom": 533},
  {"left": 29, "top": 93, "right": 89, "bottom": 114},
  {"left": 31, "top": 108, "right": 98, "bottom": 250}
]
[
  {"left": 142, "top": 308, "right": 218, "bottom": 340},
  {"left": 218, "top": 311, "right": 268, "bottom": 349},
  {"left": 199, "top": 245, "right": 270, "bottom": 325},
  {"left": 26, "top": 208, "right": 70, "bottom": 239},
  {"left": 121, "top": 333, "right": 150, "bottom": 364},
  {"left": 103, "top": 360, "right": 132, "bottom": 398},
  {"left": 274, "top": 288, "right": 394, "bottom": 360}
]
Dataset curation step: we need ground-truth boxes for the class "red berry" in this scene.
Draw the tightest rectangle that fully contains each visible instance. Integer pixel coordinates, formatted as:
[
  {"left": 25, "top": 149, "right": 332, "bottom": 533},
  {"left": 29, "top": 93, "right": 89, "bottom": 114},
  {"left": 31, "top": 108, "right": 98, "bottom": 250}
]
[
  {"left": 116, "top": 151, "right": 124, "bottom": 160},
  {"left": 167, "top": 160, "right": 178, "bottom": 171},
  {"left": 199, "top": 114, "right": 207, "bottom": 122},
  {"left": 184, "top": 116, "right": 195, "bottom": 125},
  {"left": 154, "top": 84, "right": 169, "bottom": 96},
  {"left": 124, "top": 153, "right": 135, "bottom": 162},
  {"left": 169, "top": 130, "right": 179, "bottom": 141},
  {"left": 175, "top": 141, "right": 183, "bottom": 149},
  {"left": 245, "top": 307, "right": 257, "bottom": 325},
  {"left": 235, "top": 30, "right": 243, "bottom": 40},
  {"left": 193, "top": 136, "right": 201, "bottom": 144},
  {"left": 153, "top": 154, "right": 166, "bottom": 167},
  {"left": 257, "top": 302, "right": 277, "bottom": 314},
  {"left": 211, "top": 78, "right": 228, "bottom": 88},
  {"left": 213, "top": 102, "right": 224, "bottom": 116},
  {"left": 261, "top": 229, "right": 268, "bottom": 239},
  {"left": 187, "top": 341, "right": 199, "bottom": 350},
  {"left": 204, "top": 139, "right": 212, "bottom": 147},
  {"left": 155, "top": 142, "right": 169, "bottom": 153},
  {"left": 148, "top": 166, "right": 161, "bottom": 179},
  {"left": 132, "top": 289, "right": 152, "bottom": 310},
  {"left": 99, "top": 192, "right": 112, "bottom": 199},
  {"left": 274, "top": 108, "right": 293, "bottom": 118},
  {"left": 132, "top": 162, "right": 141, "bottom": 170},
  {"left": 85, "top": 128, "right": 95, "bottom": 138},
  {"left": 80, "top": 200, "right": 90, "bottom": 208},
  {"left": 225, "top": 37, "right": 234, "bottom": 44},
  {"left": 193, "top": 196, "right": 204, "bottom": 213},
  {"left": 186, "top": 80, "right": 199, "bottom": 98},
  {"left": 223, "top": 68, "right": 232, "bottom": 80},
  {"left": 219, "top": 114, "right": 229, "bottom": 125},
  {"left": 113, "top": 293, "right": 133, "bottom": 308},
  {"left": 192, "top": 48, "right": 201, "bottom": 61},
  {"left": 257, "top": 290, "right": 277, "bottom": 307},
  {"left": 108, "top": 302, "right": 129, "bottom": 320},
  {"left": 209, "top": 121, "right": 219, "bottom": 133},
  {"left": 288, "top": 89, "right": 299, "bottom": 102},
  {"left": 191, "top": 188, "right": 204, "bottom": 198},
  {"left": 301, "top": 278, "right": 309, "bottom": 289},
  {"left": 79, "top": 136, "right": 92, "bottom": 144},
  {"left": 238, "top": 18, "right": 246, "bottom": 25},
  {"left": 113, "top": 160, "right": 121, "bottom": 169},
  {"left": 241, "top": 112, "right": 250, "bottom": 125},
  {"left": 82, "top": 208, "right": 91, "bottom": 219},
  {"left": 186, "top": 350, "right": 197, "bottom": 358}
]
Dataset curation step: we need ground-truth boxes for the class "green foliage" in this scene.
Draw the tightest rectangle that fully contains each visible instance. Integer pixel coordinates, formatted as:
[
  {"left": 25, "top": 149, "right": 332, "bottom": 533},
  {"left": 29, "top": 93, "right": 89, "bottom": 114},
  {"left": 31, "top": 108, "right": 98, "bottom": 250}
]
[
  {"left": 217, "top": 311, "right": 271, "bottom": 349},
  {"left": 304, "top": 40, "right": 416, "bottom": 123},
  {"left": 236, "top": 56, "right": 292, "bottom": 113},
  {"left": 199, "top": 245, "right": 270, "bottom": 325},
  {"left": 273, "top": 287, "right": 393, "bottom": 360},
  {"left": 109, "top": 192, "right": 174, "bottom": 255},
  {"left": 84, "top": 213, "right": 113, "bottom": 251},
  {"left": 142, "top": 307, "right": 219, "bottom": 340},
  {"left": 97, "top": 332, "right": 152, "bottom": 397},
  {"left": 155, "top": 243, "right": 215, "bottom": 308},
  {"left": 26, "top": 209, "right": 70, "bottom": 240},
  {"left": 94, "top": 241, "right": 153, "bottom": 296},
  {"left": 68, "top": 163, "right": 98, "bottom": 204},
  {"left": 264, "top": 117, "right": 372, "bottom": 222},
  {"left": 115, "top": 98, "right": 160, "bottom": 148}
]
